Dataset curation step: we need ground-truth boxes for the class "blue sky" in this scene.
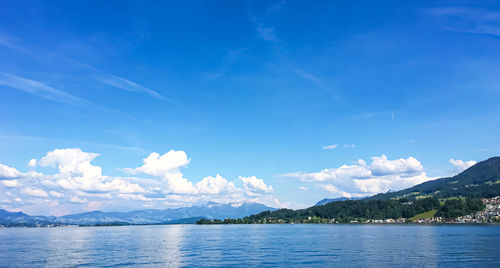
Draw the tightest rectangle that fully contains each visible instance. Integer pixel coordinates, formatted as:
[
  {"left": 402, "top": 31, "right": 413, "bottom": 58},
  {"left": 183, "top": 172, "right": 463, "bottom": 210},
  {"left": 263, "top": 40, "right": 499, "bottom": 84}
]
[{"left": 1, "top": 0, "right": 499, "bottom": 215}]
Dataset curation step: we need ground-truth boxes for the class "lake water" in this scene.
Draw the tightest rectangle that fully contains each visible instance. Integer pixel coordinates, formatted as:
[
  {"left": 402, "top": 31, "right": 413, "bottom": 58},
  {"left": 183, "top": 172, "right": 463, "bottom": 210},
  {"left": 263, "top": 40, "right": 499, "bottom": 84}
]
[{"left": 0, "top": 224, "right": 499, "bottom": 267}]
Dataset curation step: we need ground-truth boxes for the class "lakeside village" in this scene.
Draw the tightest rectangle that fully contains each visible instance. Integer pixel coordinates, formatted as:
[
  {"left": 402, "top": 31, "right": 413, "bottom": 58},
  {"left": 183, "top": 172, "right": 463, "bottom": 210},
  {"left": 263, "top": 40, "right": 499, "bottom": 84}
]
[{"left": 259, "top": 197, "right": 500, "bottom": 225}]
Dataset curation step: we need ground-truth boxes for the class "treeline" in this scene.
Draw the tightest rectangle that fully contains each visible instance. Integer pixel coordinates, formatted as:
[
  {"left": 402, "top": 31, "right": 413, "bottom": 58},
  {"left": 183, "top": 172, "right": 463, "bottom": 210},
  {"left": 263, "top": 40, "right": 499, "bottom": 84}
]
[
  {"left": 196, "top": 197, "right": 485, "bottom": 224},
  {"left": 435, "top": 198, "right": 484, "bottom": 218}
]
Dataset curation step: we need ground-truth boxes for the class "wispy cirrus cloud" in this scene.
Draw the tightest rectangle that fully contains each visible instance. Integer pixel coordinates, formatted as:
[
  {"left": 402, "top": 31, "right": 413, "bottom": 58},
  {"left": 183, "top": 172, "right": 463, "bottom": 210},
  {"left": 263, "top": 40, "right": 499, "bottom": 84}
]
[
  {"left": 351, "top": 110, "right": 396, "bottom": 120},
  {"left": 0, "top": 33, "right": 166, "bottom": 101},
  {"left": 424, "top": 7, "right": 500, "bottom": 36},
  {"left": 248, "top": 1, "right": 286, "bottom": 42},
  {"left": 0, "top": 72, "right": 92, "bottom": 106},
  {"left": 295, "top": 70, "right": 341, "bottom": 101},
  {"left": 257, "top": 26, "right": 279, "bottom": 42},
  {"left": 94, "top": 74, "right": 165, "bottom": 100}
]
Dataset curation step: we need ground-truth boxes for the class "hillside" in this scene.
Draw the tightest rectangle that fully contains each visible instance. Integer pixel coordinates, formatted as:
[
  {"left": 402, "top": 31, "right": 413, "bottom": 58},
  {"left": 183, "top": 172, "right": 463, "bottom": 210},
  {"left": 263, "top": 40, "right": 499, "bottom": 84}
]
[
  {"left": 368, "top": 157, "right": 500, "bottom": 201},
  {"left": 199, "top": 157, "right": 500, "bottom": 224}
]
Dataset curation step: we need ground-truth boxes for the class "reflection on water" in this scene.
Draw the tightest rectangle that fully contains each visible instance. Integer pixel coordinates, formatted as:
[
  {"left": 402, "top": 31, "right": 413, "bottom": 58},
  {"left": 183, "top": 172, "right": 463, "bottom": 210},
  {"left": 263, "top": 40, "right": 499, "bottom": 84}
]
[
  {"left": 0, "top": 225, "right": 499, "bottom": 267},
  {"left": 158, "top": 224, "right": 184, "bottom": 266}
]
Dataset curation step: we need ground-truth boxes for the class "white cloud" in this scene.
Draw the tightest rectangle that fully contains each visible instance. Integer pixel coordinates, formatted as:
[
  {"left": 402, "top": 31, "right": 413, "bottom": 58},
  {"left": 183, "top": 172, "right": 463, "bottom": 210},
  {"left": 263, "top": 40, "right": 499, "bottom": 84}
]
[
  {"left": 343, "top": 144, "right": 356, "bottom": 148},
  {"left": 240, "top": 176, "right": 273, "bottom": 193},
  {"left": 297, "top": 186, "right": 308, "bottom": 191},
  {"left": 449, "top": 158, "right": 477, "bottom": 174},
  {"left": 322, "top": 144, "right": 338, "bottom": 150},
  {"left": 125, "top": 150, "right": 190, "bottom": 177},
  {"left": 22, "top": 188, "right": 49, "bottom": 198},
  {"left": 70, "top": 196, "right": 87, "bottom": 203},
  {"left": 320, "top": 184, "right": 341, "bottom": 194},
  {"left": 125, "top": 150, "right": 195, "bottom": 194},
  {"left": 28, "top": 159, "right": 37, "bottom": 168},
  {"left": 117, "top": 193, "right": 149, "bottom": 201},
  {"left": 0, "top": 148, "right": 280, "bottom": 213},
  {"left": 49, "top": 191, "right": 64, "bottom": 198},
  {"left": 0, "top": 180, "right": 22, "bottom": 188},
  {"left": 38, "top": 148, "right": 145, "bottom": 193},
  {"left": 281, "top": 155, "right": 435, "bottom": 197},
  {"left": 370, "top": 155, "right": 423, "bottom": 176},
  {"left": 281, "top": 164, "right": 371, "bottom": 183},
  {"left": 195, "top": 175, "right": 236, "bottom": 195},
  {"left": 319, "top": 184, "right": 352, "bottom": 198},
  {"left": 0, "top": 164, "right": 23, "bottom": 178}
]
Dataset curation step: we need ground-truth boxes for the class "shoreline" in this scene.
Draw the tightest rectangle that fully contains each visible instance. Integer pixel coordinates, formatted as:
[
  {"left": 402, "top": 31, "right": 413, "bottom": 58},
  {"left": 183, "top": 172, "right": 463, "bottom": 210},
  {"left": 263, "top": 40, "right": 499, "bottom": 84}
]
[{"left": 2, "top": 222, "right": 500, "bottom": 228}]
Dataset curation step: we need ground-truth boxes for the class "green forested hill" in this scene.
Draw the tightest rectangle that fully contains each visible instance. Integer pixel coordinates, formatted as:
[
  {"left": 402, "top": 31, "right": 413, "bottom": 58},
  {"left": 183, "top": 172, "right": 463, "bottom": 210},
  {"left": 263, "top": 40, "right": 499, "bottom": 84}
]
[
  {"left": 369, "top": 157, "right": 500, "bottom": 201},
  {"left": 198, "top": 157, "right": 500, "bottom": 224}
]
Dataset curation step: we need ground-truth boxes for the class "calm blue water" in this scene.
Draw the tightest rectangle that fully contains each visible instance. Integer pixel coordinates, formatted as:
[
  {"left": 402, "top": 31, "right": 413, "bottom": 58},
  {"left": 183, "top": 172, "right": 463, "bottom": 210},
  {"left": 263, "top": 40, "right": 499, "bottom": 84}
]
[{"left": 0, "top": 224, "right": 499, "bottom": 267}]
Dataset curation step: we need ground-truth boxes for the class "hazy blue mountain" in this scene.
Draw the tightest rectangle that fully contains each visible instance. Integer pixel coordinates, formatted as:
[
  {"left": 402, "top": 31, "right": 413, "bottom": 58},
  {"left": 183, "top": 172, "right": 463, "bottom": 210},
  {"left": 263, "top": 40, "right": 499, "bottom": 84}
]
[
  {"left": 0, "top": 209, "right": 57, "bottom": 227},
  {"left": 57, "top": 202, "right": 275, "bottom": 225},
  {"left": 0, "top": 202, "right": 276, "bottom": 226},
  {"left": 315, "top": 196, "right": 369, "bottom": 206}
]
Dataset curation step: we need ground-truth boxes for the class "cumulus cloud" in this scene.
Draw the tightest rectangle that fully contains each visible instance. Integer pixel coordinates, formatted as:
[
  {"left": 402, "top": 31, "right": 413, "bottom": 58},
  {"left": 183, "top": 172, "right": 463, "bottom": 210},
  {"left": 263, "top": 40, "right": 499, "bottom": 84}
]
[
  {"left": 49, "top": 191, "right": 64, "bottom": 198},
  {"left": 22, "top": 188, "right": 49, "bottom": 198},
  {"left": 449, "top": 158, "right": 477, "bottom": 174},
  {"left": 281, "top": 163, "right": 371, "bottom": 183},
  {"left": 322, "top": 144, "right": 338, "bottom": 150},
  {"left": 125, "top": 150, "right": 190, "bottom": 177},
  {"left": 125, "top": 150, "right": 195, "bottom": 194},
  {"left": 0, "top": 164, "right": 23, "bottom": 178},
  {"left": 70, "top": 196, "right": 87, "bottom": 203},
  {"left": 370, "top": 155, "right": 423, "bottom": 176},
  {"left": 281, "top": 155, "right": 435, "bottom": 196},
  {"left": 0, "top": 180, "right": 22, "bottom": 188},
  {"left": 38, "top": 148, "right": 145, "bottom": 193},
  {"left": 0, "top": 148, "right": 277, "bottom": 214},
  {"left": 240, "top": 176, "right": 274, "bottom": 194},
  {"left": 28, "top": 159, "right": 37, "bottom": 168},
  {"left": 319, "top": 184, "right": 353, "bottom": 198},
  {"left": 195, "top": 175, "right": 236, "bottom": 195}
]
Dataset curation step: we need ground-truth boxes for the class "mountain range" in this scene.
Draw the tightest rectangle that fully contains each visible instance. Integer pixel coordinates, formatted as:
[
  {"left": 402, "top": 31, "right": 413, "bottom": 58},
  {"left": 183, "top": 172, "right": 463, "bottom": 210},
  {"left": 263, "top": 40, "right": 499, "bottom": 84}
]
[{"left": 0, "top": 202, "right": 275, "bottom": 227}]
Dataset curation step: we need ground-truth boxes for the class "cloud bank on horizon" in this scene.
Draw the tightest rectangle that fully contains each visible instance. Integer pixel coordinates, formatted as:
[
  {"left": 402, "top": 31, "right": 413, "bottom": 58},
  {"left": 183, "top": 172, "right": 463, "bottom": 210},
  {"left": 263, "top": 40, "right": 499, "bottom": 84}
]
[{"left": 0, "top": 148, "right": 475, "bottom": 216}]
